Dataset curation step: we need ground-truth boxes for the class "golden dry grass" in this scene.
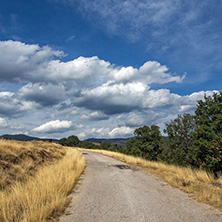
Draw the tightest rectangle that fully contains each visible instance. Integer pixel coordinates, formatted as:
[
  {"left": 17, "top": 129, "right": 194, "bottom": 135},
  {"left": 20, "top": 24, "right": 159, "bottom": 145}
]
[
  {"left": 0, "top": 139, "right": 66, "bottom": 190},
  {"left": 80, "top": 148, "right": 222, "bottom": 210},
  {"left": 0, "top": 140, "right": 86, "bottom": 222}
]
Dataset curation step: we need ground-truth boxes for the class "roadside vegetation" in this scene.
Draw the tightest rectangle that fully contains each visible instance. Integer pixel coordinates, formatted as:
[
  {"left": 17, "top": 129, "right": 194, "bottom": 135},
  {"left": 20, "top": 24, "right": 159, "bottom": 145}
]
[{"left": 0, "top": 139, "right": 85, "bottom": 222}]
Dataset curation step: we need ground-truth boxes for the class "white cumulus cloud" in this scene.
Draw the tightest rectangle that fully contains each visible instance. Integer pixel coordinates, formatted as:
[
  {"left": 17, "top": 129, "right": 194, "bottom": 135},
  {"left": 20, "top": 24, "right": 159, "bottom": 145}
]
[
  {"left": 0, "top": 40, "right": 184, "bottom": 88},
  {"left": 0, "top": 40, "right": 64, "bottom": 83},
  {"left": 109, "top": 126, "right": 134, "bottom": 138},
  {"left": 32, "top": 120, "right": 72, "bottom": 133}
]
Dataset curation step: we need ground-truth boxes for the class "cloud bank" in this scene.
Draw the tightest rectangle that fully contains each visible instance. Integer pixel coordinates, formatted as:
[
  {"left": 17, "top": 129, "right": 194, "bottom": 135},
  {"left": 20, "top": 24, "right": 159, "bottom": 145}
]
[{"left": 0, "top": 40, "right": 218, "bottom": 138}]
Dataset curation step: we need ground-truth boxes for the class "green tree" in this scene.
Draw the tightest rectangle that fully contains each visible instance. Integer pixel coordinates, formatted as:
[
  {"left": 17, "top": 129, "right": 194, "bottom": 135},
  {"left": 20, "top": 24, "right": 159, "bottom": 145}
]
[
  {"left": 126, "top": 137, "right": 143, "bottom": 157},
  {"left": 126, "top": 125, "right": 163, "bottom": 161},
  {"left": 189, "top": 92, "right": 222, "bottom": 174},
  {"left": 59, "top": 137, "right": 68, "bottom": 146},
  {"left": 59, "top": 135, "right": 81, "bottom": 147},
  {"left": 67, "top": 135, "right": 81, "bottom": 147},
  {"left": 162, "top": 113, "right": 196, "bottom": 166}
]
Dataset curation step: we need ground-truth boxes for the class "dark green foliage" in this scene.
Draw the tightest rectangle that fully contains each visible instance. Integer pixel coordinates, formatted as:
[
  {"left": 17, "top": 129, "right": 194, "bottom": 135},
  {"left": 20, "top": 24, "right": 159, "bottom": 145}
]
[
  {"left": 59, "top": 135, "right": 81, "bottom": 147},
  {"left": 59, "top": 135, "right": 98, "bottom": 149},
  {"left": 100, "top": 141, "right": 113, "bottom": 150},
  {"left": 189, "top": 92, "right": 222, "bottom": 173},
  {"left": 162, "top": 113, "right": 196, "bottom": 166},
  {"left": 126, "top": 137, "right": 143, "bottom": 157},
  {"left": 58, "top": 137, "right": 68, "bottom": 146},
  {"left": 126, "top": 125, "right": 164, "bottom": 161},
  {"left": 79, "top": 140, "right": 98, "bottom": 149},
  {"left": 118, "top": 146, "right": 128, "bottom": 154}
]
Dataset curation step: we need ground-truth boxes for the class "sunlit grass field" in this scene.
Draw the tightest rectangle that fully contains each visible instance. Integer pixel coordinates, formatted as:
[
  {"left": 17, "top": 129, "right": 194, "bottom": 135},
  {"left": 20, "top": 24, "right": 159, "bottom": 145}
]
[
  {"left": 0, "top": 139, "right": 85, "bottom": 222},
  {"left": 80, "top": 148, "right": 222, "bottom": 210}
]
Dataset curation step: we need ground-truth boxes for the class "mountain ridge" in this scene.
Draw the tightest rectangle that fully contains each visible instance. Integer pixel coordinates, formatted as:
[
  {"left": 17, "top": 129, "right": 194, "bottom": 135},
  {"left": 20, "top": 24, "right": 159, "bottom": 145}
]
[
  {"left": 85, "top": 137, "right": 131, "bottom": 147},
  {"left": 85, "top": 137, "right": 131, "bottom": 143}
]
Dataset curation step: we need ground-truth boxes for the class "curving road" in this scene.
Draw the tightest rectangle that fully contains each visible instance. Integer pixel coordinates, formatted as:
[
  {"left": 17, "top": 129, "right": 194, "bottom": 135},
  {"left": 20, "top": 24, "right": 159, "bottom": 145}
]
[{"left": 61, "top": 151, "right": 222, "bottom": 222}]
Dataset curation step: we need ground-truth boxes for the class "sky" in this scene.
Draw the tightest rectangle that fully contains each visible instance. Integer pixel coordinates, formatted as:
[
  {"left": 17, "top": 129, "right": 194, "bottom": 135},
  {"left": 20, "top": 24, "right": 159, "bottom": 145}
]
[{"left": 0, "top": 0, "right": 221, "bottom": 140}]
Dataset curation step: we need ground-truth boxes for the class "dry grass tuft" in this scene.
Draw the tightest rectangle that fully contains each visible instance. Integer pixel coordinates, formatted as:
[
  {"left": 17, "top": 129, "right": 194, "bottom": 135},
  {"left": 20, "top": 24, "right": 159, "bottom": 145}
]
[
  {"left": 0, "top": 140, "right": 85, "bottom": 222},
  {"left": 80, "top": 149, "right": 222, "bottom": 210}
]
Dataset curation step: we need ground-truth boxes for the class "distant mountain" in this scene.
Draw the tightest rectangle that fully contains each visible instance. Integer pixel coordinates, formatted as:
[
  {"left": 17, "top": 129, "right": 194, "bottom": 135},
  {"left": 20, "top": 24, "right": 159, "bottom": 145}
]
[
  {"left": 0, "top": 134, "right": 59, "bottom": 142},
  {"left": 85, "top": 137, "right": 130, "bottom": 143},
  {"left": 85, "top": 138, "right": 131, "bottom": 147}
]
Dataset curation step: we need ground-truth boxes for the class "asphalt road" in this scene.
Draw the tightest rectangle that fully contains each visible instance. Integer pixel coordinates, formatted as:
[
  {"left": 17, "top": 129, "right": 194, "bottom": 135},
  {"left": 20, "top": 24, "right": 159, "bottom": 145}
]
[{"left": 60, "top": 151, "right": 222, "bottom": 222}]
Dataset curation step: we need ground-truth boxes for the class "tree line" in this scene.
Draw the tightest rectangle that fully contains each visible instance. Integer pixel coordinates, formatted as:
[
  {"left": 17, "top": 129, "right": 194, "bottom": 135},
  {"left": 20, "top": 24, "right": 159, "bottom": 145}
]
[{"left": 59, "top": 92, "right": 222, "bottom": 175}]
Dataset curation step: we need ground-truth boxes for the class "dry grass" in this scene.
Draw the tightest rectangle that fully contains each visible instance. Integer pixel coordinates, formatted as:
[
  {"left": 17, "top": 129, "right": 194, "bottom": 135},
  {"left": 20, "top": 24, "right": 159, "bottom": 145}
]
[
  {"left": 80, "top": 148, "right": 222, "bottom": 210},
  {"left": 0, "top": 139, "right": 66, "bottom": 190},
  {"left": 0, "top": 140, "right": 86, "bottom": 222}
]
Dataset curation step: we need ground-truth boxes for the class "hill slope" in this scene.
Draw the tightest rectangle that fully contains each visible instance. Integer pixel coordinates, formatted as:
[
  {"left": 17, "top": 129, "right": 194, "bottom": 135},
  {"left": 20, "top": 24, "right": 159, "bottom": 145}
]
[{"left": 1, "top": 134, "right": 58, "bottom": 142}]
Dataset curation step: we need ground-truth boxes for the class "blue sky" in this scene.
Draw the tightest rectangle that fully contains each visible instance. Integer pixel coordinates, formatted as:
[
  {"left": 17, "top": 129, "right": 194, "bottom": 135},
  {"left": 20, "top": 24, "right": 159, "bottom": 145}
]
[{"left": 0, "top": 0, "right": 221, "bottom": 139}]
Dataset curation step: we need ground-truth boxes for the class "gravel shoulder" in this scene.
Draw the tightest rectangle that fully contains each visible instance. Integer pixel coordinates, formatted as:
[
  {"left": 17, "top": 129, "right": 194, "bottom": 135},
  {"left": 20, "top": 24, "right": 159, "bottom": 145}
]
[{"left": 60, "top": 151, "right": 222, "bottom": 222}]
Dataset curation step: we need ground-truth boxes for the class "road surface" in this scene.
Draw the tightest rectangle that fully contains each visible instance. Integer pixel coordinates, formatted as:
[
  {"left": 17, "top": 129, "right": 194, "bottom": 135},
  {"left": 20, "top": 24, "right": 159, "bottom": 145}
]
[{"left": 60, "top": 151, "right": 222, "bottom": 222}]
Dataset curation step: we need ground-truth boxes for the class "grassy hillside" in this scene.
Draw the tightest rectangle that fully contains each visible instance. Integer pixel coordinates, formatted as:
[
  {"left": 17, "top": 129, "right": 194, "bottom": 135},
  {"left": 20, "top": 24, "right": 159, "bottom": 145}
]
[
  {"left": 80, "top": 148, "right": 222, "bottom": 211},
  {"left": 0, "top": 139, "right": 85, "bottom": 222},
  {"left": 0, "top": 140, "right": 65, "bottom": 189}
]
